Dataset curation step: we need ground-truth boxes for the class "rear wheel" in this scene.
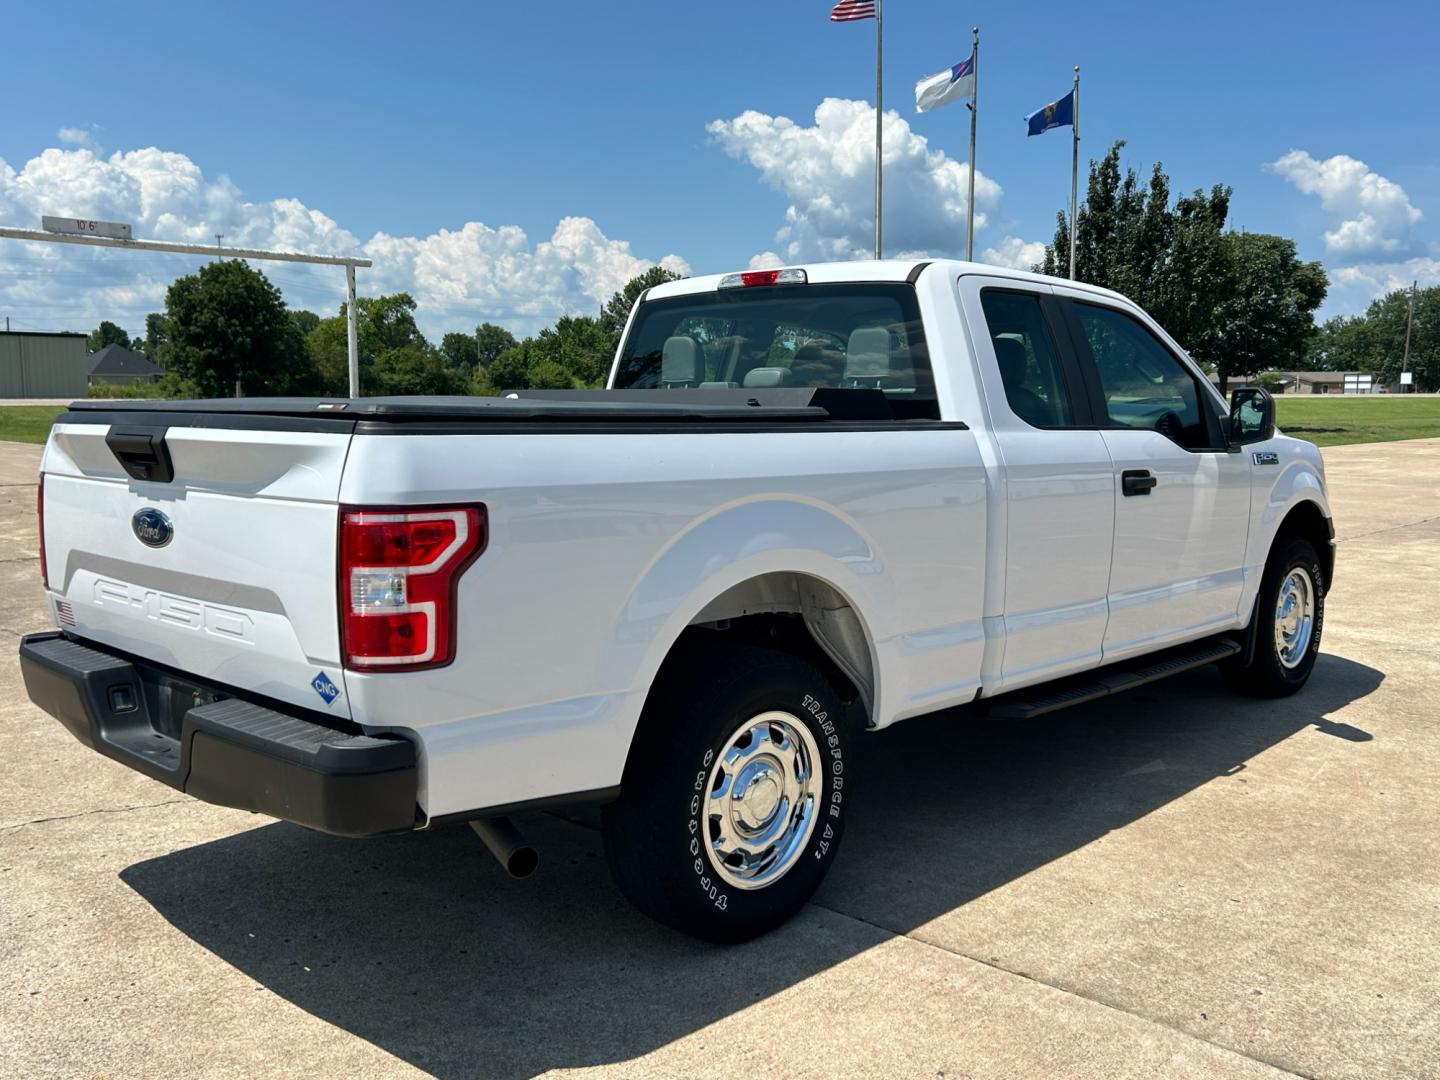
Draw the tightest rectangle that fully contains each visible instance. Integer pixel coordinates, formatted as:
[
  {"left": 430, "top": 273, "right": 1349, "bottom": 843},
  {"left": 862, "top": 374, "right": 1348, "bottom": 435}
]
[
  {"left": 1224, "top": 535, "right": 1325, "bottom": 697},
  {"left": 602, "top": 643, "right": 853, "bottom": 943}
]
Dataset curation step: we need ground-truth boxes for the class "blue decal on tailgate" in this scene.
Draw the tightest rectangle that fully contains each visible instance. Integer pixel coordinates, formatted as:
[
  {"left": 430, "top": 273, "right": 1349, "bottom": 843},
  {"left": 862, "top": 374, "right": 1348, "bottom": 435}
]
[{"left": 311, "top": 671, "right": 341, "bottom": 705}]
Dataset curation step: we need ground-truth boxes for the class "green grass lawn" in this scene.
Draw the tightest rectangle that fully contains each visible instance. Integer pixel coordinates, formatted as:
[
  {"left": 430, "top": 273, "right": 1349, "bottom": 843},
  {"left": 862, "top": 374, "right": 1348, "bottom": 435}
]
[
  {"left": 0, "top": 405, "right": 68, "bottom": 446},
  {"left": 1, "top": 395, "right": 1438, "bottom": 449},
  {"left": 1275, "top": 395, "right": 1440, "bottom": 447}
]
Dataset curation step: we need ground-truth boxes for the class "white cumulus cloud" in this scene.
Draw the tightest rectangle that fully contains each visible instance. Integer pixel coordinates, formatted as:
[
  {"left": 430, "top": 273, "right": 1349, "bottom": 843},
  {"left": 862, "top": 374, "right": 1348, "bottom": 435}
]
[
  {"left": 707, "top": 98, "right": 1003, "bottom": 264},
  {"left": 56, "top": 127, "right": 99, "bottom": 151},
  {"left": 1324, "top": 256, "right": 1440, "bottom": 316},
  {"left": 1270, "top": 149, "right": 1422, "bottom": 257},
  {"left": 0, "top": 145, "right": 688, "bottom": 340},
  {"left": 980, "top": 236, "right": 1046, "bottom": 271}
]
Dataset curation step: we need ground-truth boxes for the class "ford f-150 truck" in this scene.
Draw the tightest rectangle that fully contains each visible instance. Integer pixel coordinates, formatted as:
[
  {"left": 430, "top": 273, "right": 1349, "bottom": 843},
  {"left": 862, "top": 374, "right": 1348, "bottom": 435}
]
[{"left": 20, "top": 259, "right": 1333, "bottom": 942}]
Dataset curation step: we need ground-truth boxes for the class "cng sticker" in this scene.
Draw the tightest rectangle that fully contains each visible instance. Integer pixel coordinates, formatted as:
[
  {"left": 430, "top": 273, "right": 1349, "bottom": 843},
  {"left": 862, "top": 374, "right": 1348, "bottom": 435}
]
[{"left": 311, "top": 671, "right": 341, "bottom": 705}]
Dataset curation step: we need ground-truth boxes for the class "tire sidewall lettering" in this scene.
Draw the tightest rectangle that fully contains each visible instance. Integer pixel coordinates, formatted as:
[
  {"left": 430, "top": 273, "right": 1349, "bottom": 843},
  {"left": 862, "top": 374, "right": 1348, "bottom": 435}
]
[{"left": 685, "top": 686, "right": 846, "bottom": 910}]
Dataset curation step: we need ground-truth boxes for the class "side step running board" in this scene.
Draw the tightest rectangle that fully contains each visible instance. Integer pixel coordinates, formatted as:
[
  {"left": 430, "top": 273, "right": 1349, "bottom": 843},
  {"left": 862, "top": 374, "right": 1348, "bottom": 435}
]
[{"left": 984, "top": 637, "right": 1241, "bottom": 720}]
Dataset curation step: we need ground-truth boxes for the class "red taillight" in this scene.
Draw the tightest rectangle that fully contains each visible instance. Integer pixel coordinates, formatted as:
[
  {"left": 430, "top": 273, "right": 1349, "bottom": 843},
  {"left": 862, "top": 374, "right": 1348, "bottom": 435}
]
[
  {"left": 37, "top": 475, "right": 48, "bottom": 590},
  {"left": 740, "top": 270, "right": 782, "bottom": 287},
  {"left": 338, "top": 505, "right": 486, "bottom": 672}
]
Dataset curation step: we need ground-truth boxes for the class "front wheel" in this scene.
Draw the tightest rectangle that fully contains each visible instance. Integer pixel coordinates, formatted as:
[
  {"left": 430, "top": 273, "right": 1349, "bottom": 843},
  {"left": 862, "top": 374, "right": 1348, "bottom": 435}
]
[
  {"left": 1223, "top": 535, "right": 1325, "bottom": 697},
  {"left": 602, "top": 643, "right": 854, "bottom": 943}
]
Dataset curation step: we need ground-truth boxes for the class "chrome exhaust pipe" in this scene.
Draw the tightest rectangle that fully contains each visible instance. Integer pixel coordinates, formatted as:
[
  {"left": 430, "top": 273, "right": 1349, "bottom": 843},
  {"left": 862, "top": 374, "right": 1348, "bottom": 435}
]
[{"left": 469, "top": 816, "right": 538, "bottom": 879}]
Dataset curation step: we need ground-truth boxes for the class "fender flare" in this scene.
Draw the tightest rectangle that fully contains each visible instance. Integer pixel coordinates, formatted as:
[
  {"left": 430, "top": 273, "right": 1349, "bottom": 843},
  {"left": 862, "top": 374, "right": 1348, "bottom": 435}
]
[{"left": 599, "top": 497, "right": 892, "bottom": 733}]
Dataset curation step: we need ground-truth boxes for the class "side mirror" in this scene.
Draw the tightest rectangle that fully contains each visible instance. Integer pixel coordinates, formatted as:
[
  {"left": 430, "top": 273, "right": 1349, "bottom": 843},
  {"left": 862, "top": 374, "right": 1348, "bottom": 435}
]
[{"left": 1229, "top": 386, "right": 1275, "bottom": 445}]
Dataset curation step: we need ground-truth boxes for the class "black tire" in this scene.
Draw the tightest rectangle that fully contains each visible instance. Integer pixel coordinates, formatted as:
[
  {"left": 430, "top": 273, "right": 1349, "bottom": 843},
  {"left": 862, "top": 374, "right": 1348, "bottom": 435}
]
[
  {"left": 602, "top": 643, "right": 854, "bottom": 943},
  {"left": 1223, "top": 535, "right": 1325, "bottom": 697}
]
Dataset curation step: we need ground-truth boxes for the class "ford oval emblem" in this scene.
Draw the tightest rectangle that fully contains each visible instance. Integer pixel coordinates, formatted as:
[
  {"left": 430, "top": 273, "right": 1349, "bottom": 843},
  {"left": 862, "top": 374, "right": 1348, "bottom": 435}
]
[{"left": 131, "top": 508, "right": 173, "bottom": 549}]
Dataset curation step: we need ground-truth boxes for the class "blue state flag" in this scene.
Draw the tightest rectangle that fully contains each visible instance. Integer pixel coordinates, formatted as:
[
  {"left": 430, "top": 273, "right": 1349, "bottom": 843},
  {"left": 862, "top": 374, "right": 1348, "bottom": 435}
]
[{"left": 1025, "top": 90, "right": 1075, "bottom": 136}]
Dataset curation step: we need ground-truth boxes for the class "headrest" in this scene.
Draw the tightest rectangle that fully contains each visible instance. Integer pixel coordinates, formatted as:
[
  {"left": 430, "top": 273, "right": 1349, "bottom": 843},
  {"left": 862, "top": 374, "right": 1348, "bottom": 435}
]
[
  {"left": 742, "top": 367, "right": 787, "bottom": 388},
  {"left": 661, "top": 336, "right": 701, "bottom": 385},
  {"left": 845, "top": 327, "right": 892, "bottom": 380},
  {"left": 993, "top": 337, "right": 1027, "bottom": 386}
]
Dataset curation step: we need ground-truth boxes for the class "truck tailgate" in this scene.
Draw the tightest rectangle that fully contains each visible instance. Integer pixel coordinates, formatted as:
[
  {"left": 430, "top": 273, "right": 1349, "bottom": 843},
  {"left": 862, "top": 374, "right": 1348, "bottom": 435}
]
[{"left": 41, "top": 421, "right": 354, "bottom": 718}]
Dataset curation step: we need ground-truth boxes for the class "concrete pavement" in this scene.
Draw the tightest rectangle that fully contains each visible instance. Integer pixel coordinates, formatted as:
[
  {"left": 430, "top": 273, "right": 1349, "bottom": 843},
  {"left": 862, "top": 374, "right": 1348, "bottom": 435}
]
[{"left": 1, "top": 438, "right": 1438, "bottom": 1079}]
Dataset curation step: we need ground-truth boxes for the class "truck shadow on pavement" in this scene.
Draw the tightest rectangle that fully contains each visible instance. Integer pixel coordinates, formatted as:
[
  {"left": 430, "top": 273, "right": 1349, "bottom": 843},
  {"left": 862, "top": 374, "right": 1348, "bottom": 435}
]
[{"left": 120, "top": 653, "right": 1382, "bottom": 1079}]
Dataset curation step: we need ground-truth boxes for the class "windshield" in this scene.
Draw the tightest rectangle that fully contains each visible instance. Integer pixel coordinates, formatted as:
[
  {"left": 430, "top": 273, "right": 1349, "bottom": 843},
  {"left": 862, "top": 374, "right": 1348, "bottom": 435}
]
[{"left": 612, "top": 283, "right": 938, "bottom": 420}]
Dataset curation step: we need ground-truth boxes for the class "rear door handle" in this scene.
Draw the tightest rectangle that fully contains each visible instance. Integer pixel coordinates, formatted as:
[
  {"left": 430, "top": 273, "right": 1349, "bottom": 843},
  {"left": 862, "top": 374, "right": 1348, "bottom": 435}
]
[{"left": 1122, "top": 469, "right": 1157, "bottom": 496}]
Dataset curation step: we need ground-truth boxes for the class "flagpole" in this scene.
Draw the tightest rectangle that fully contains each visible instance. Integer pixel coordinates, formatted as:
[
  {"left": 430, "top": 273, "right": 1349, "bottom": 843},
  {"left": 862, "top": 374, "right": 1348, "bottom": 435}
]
[
  {"left": 966, "top": 26, "right": 979, "bottom": 261},
  {"left": 874, "top": 0, "right": 884, "bottom": 260},
  {"left": 1069, "top": 65, "right": 1080, "bottom": 280}
]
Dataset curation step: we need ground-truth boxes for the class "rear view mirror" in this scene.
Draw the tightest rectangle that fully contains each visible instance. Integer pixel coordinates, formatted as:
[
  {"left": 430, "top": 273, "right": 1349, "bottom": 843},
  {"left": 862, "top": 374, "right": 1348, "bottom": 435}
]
[{"left": 1229, "top": 386, "right": 1275, "bottom": 445}]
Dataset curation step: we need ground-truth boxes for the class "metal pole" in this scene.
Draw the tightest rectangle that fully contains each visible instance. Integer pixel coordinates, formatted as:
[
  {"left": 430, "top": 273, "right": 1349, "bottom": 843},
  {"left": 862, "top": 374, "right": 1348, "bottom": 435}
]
[
  {"left": 1401, "top": 279, "right": 1416, "bottom": 392},
  {"left": 1069, "top": 66, "right": 1080, "bottom": 281},
  {"left": 874, "top": 0, "right": 884, "bottom": 260},
  {"left": 345, "top": 264, "right": 360, "bottom": 398},
  {"left": 0, "top": 227, "right": 371, "bottom": 268},
  {"left": 966, "top": 26, "right": 979, "bottom": 261}
]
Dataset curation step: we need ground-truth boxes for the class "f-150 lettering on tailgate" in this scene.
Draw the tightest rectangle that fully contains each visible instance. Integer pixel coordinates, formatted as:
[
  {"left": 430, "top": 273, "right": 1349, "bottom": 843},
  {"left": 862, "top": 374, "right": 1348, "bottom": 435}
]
[{"left": 91, "top": 577, "right": 256, "bottom": 645}]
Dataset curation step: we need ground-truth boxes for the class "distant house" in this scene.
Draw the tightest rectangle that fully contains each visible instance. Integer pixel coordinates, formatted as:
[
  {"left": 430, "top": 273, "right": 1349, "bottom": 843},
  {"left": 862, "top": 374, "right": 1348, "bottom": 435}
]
[
  {"left": 89, "top": 344, "right": 164, "bottom": 387},
  {"left": 1207, "top": 371, "right": 1379, "bottom": 395}
]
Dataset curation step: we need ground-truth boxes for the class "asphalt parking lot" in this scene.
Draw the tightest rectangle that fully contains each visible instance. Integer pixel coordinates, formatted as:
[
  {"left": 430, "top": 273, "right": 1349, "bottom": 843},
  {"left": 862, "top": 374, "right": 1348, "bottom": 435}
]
[{"left": 1, "top": 437, "right": 1437, "bottom": 1080}]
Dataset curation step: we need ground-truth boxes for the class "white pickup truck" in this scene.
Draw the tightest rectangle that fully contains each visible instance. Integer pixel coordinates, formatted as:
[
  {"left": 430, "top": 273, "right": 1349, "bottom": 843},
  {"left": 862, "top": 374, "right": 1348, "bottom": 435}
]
[{"left": 21, "top": 259, "right": 1333, "bottom": 942}]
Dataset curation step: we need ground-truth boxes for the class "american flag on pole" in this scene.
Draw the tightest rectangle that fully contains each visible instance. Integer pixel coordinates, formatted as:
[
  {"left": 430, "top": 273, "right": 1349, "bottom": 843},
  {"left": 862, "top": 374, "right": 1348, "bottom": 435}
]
[{"left": 830, "top": 0, "right": 876, "bottom": 21}]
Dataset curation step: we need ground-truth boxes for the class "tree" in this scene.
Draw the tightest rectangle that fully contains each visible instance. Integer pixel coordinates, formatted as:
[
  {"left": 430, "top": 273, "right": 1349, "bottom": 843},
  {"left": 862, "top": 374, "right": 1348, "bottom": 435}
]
[
  {"left": 87, "top": 320, "right": 131, "bottom": 353},
  {"left": 141, "top": 313, "right": 169, "bottom": 363},
  {"left": 1041, "top": 141, "right": 1326, "bottom": 389},
  {"left": 306, "top": 292, "right": 467, "bottom": 396},
  {"left": 163, "top": 260, "right": 315, "bottom": 397},
  {"left": 600, "top": 265, "right": 683, "bottom": 340},
  {"left": 475, "top": 322, "right": 518, "bottom": 369},
  {"left": 1199, "top": 233, "right": 1327, "bottom": 390},
  {"left": 440, "top": 332, "right": 479, "bottom": 372},
  {"left": 370, "top": 344, "right": 470, "bottom": 396},
  {"left": 1309, "top": 285, "right": 1440, "bottom": 390},
  {"left": 290, "top": 309, "right": 320, "bottom": 338}
]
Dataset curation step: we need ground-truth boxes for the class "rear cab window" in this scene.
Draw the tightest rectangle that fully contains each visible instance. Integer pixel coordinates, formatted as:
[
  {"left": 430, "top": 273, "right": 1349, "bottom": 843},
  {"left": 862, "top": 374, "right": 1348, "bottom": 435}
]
[
  {"left": 978, "top": 289, "right": 1075, "bottom": 428},
  {"left": 613, "top": 283, "right": 938, "bottom": 420}
]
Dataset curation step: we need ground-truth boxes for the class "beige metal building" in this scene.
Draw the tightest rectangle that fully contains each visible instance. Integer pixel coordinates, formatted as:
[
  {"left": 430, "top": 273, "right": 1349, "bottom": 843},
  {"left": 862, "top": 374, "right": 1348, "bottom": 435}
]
[{"left": 0, "top": 331, "right": 90, "bottom": 398}]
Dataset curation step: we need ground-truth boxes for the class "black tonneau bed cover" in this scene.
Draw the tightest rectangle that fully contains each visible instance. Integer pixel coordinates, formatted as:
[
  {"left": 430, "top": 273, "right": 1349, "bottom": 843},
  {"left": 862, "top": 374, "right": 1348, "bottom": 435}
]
[{"left": 63, "top": 387, "right": 918, "bottom": 429}]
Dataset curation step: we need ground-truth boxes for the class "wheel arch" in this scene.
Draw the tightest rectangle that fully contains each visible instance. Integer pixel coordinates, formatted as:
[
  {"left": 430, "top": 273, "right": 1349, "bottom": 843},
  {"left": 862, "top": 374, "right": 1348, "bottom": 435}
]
[{"left": 1274, "top": 497, "right": 1335, "bottom": 589}]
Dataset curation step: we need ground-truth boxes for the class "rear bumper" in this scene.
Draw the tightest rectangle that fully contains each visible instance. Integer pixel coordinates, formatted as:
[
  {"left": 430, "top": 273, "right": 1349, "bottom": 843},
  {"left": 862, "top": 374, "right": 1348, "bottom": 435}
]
[{"left": 19, "top": 632, "right": 417, "bottom": 837}]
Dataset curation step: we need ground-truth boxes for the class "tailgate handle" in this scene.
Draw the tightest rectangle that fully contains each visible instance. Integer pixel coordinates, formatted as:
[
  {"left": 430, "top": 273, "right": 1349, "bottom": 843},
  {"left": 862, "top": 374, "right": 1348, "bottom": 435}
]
[{"left": 106, "top": 427, "right": 175, "bottom": 484}]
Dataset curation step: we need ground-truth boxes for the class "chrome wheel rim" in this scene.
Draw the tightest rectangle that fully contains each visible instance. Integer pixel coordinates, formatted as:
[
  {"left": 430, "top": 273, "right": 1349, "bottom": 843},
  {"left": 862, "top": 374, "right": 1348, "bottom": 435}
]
[
  {"left": 703, "top": 711, "right": 822, "bottom": 891},
  {"left": 1274, "top": 566, "right": 1315, "bottom": 670}
]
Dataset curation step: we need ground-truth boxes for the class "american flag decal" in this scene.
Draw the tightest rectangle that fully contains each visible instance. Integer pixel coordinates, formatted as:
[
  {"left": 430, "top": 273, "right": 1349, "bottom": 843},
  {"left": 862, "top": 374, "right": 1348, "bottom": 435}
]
[{"left": 830, "top": 0, "right": 877, "bottom": 21}]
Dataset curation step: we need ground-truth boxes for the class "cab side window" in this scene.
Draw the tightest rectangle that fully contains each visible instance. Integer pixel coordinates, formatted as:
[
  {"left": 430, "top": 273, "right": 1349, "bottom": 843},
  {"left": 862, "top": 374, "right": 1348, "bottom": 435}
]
[
  {"left": 1073, "top": 302, "right": 1208, "bottom": 449},
  {"left": 979, "top": 290, "right": 1074, "bottom": 428}
]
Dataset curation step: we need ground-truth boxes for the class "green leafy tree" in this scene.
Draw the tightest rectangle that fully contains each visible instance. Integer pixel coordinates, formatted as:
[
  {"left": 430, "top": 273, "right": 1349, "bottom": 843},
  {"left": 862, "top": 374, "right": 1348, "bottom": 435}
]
[
  {"left": 475, "top": 322, "right": 518, "bottom": 369},
  {"left": 1041, "top": 141, "right": 1325, "bottom": 390},
  {"left": 599, "top": 265, "right": 683, "bottom": 340},
  {"left": 136, "top": 312, "right": 170, "bottom": 364},
  {"left": 1198, "top": 233, "right": 1327, "bottom": 389},
  {"left": 440, "top": 332, "right": 479, "bottom": 372},
  {"left": 306, "top": 292, "right": 465, "bottom": 395},
  {"left": 370, "top": 344, "right": 470, "bottom": 396},
  {"left": 162, "top": 260, "right": 314, "bottom": 397},
  {"left": 1309, "top": 286, "right": 1439, "bottom": 390},
  {"left": 527, "top": 359, "right": 576, "bottom": 389},
  {"left": 87, "top": 320, "right": 131, "bottom": 352},
  {"left": 289, "top": 309, "right": 320, "bottom": 338}
]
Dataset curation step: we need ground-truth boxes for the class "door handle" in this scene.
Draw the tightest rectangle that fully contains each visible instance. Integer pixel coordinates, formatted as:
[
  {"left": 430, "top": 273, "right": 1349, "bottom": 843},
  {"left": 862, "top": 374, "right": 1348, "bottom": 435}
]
[{"left": 1122, "top": 469, "right": 1157, "bottom": 496}]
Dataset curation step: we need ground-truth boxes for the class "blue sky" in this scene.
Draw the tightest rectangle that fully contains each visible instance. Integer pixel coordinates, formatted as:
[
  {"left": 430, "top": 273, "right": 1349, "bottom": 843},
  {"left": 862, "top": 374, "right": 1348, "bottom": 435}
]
[{"left": 1, "top": 0, "right": 1436, "bottom": 338}]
